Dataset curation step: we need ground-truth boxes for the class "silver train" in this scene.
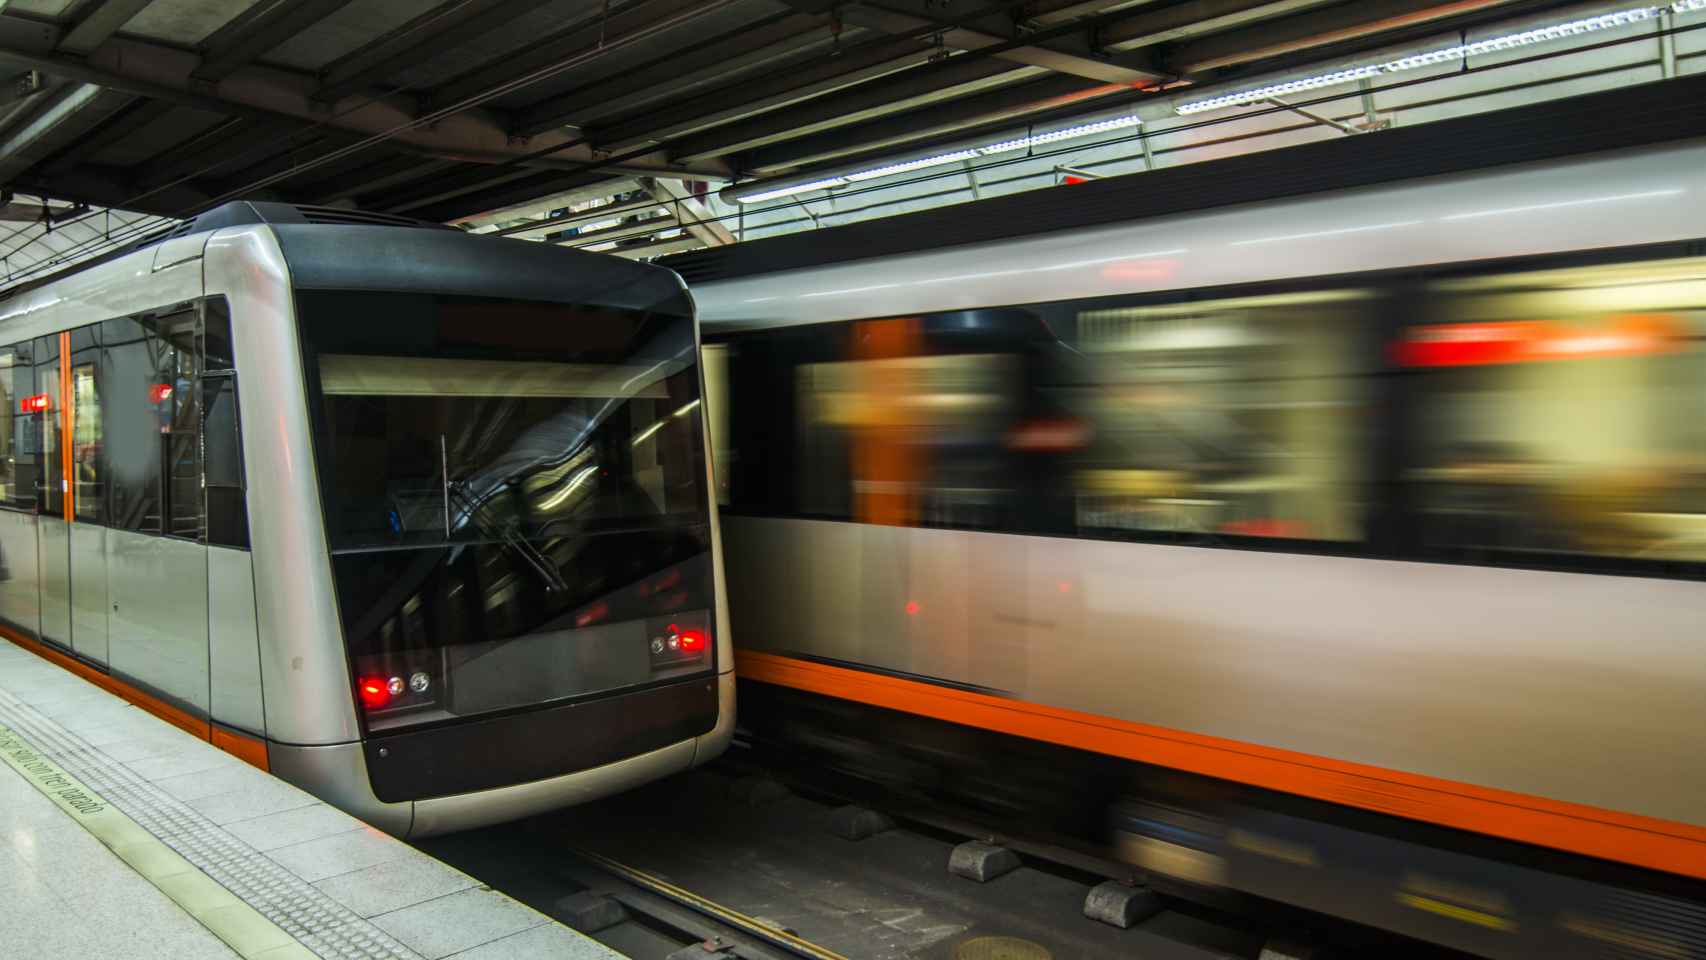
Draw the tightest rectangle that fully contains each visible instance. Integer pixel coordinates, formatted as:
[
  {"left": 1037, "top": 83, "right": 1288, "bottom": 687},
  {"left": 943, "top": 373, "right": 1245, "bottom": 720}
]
[
  {"left": 693, "top": 139, "right": 1706, "bottom": 956},
  {"left": 0, "top": 202, "right": 733, "bottom": 837}
]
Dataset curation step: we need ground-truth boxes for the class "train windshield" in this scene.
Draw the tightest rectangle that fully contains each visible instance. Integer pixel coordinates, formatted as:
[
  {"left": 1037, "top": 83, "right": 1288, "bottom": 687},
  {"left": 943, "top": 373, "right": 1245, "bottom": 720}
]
[{"left": 297, "top": 290, "right": 715, "bottom": 733}]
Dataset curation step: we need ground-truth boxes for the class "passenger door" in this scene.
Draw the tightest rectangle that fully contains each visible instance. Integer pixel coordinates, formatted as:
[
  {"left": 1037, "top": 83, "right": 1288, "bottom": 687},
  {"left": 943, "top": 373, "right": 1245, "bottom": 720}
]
[{"left": 33, "top": 334, "right": 71, "bottom": 654}]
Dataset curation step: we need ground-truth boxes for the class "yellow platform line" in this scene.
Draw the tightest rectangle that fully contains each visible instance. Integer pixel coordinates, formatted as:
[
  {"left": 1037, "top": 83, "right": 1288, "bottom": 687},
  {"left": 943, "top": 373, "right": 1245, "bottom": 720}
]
[{"left": 0, "top": 721, "right": 317, "bottom": 960}]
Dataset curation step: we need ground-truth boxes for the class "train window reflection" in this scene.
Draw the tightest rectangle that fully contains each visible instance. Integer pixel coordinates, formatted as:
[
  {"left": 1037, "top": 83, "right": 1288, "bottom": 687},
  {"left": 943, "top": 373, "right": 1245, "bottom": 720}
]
[
  {"left": 0, "top": 347, "right": 26, "bottom": 510},
  {"left": 1408, "top": 257, "right": 1706, "bottom": 562},
  {"left": 1069, "top": 291, "right": 1374, "bottom": 541},
  {"left": 300, "top": 290, "right": 716, "bottom": 732}
]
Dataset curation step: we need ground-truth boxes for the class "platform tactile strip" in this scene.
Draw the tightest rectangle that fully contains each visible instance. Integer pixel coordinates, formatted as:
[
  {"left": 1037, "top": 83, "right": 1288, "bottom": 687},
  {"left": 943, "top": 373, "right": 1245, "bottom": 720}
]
[{"left": 0, "top": 685, "right": 422, "bottom": 960}]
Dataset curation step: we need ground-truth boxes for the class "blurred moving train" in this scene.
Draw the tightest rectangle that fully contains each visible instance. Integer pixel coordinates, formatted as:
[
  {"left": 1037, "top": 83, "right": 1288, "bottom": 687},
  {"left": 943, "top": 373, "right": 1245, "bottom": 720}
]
[
  {"left": 683, "top": 92, "right": 1706, "bottom": 956},
  {"left": 0, "top": 201, "right": 732, "bottom": 837}
]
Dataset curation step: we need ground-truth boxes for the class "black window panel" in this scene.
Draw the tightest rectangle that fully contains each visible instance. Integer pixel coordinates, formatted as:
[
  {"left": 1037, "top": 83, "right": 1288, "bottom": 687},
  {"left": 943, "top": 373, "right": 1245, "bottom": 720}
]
[
  {"left": 161, "top": 314, "right": 200, "bottom": 540},
  {"left": 101, "top": 317, "right": 163, "bottom": 533},
  {"left": 70, "top": 327, "right": 103, "bottom": 524},
  {"left": 202, "top": 374, "right": 247, "bottom": 549},
  {"left": 1, "top": 343, "right": 36, "bottom": 511},
  {"left": 202, "top": 298, "right": 235, "bottom": 372},
  {"left": 297, "top": 289, "right": 716, "bottom": 734},
  {"left": 32, "top": 335, "right": 60, "bottom": 515}
]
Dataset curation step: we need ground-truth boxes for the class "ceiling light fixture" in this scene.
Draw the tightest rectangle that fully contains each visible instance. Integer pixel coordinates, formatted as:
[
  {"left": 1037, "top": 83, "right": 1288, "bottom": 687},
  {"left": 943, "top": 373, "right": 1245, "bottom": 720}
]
[
  {"left": 727, "top": 113, "right": 1142, "bottom": 203},
  {"left": 1177, "top": 1, "right": 1696, "bottom": 116}
]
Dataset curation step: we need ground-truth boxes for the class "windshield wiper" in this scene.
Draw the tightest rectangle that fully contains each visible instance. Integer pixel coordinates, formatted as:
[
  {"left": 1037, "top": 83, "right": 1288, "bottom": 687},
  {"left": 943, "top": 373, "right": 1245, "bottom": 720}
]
[{"left": 444, "top": 480, "right": 569, "bottom": 594}]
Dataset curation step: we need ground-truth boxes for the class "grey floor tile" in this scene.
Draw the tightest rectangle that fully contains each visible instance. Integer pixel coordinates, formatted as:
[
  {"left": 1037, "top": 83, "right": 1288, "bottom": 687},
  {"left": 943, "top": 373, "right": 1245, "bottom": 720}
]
[
  {"left": 43, "top": 700, "right": 143, "bottom": 728},
  {"left": 268, "top": 827, "right": 414, "bottom": 883},
  {"left": 74, "top": 719, "right": 167, "bottom": 747},
  {"left": 56, "top": 704, "right": 154, "bottom": 735},
  {"left": 126, "top": 748, "right": 243, "bottom": 782},
  {"left": 314, "top": 854, "right": 481, "bottom": 918},
  {"left": 371, "top": 888, "right": 546, "bottom": 959},
  {"left": 443, "top": 922, "right": 621, "bottom": 960},
  {"left": 0, "top": 792, "right": 74, "bottom": 843},
  {"left": 185, "top": 778, "right": 320, "bottom": 825},
  {"left": 100, "top": 735, "right": 201, "bottom": 764},
  {"left": 0, "top": 870, "right": 99, "bottom": 958},
  {"left": 79, "top": 898, "right": 245, "bottom": 960},
  {"left": 155, "top": 762, "right": 277, "bottom": 802},
  {"left": 224, "top": 804, "right": 365, "bottom": 853}
]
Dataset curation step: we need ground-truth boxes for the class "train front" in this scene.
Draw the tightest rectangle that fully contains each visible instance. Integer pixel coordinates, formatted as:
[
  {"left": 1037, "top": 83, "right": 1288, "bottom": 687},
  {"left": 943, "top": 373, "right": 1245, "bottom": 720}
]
[{"left": 265, "top": 227, "right": 731, "bottom": 836}]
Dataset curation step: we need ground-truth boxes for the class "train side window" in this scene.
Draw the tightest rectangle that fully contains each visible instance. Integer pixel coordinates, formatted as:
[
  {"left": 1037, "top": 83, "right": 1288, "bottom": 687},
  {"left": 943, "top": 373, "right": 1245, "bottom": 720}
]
[
  {"left": 1402, "top": 256, "right": 1706, "bottom": 564},
  {"left": 32, "top": 335, "right": 60, "bottom": 515},
  {"left": 1066, "top": 290, "right": 1378, "bottom": 543},
  {"left": 70, "top": 326, "right": 103, "bottom": 524},
  {"left": 0, "top": 343, "right": 35, "bottom": 511},
  {"left": 101, "top": 317, "right": 164, "bottom": 534},
  {"left": 160, "top": 314, "right": 200, "bottom": 540},
  {"left": 202, "top": 374, "right": 247, "bottom": 549}
]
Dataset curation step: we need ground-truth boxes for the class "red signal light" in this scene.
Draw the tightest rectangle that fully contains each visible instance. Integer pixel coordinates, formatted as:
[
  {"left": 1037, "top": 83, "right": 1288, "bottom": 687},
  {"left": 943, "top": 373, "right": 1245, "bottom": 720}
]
[
  {"left": 677, "top": 629, "right": 707, "bottom": 653},
  {"left": 19, "top": 394, "right": 49, "bottom": 413},
  {"left": 357, "top": 677, "right": 390, "bottom": 710}
]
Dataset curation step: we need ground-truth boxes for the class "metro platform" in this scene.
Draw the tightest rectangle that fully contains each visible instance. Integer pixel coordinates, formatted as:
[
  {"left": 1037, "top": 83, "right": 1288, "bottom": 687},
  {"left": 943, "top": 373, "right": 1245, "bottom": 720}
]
[{"left": 0, "top": 636, "right": 621, "bottom": 960}]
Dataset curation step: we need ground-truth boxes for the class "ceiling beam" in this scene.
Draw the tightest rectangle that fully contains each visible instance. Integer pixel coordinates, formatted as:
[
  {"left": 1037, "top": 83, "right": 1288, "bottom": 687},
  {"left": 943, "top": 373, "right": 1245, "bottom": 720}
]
[
  {"left": 451, "top": 178, "right": 641, "bottom": 227},
  {"left": 582, "top": 34, "right": 939, "bottom": 151},
  {"left": 0, "top": 82, "right": 129, "bottom": 182},
  {"left": 606, "top": 234, "right": 702, "bottom": 260},
  {"left": 742, "top": 72, "right": 1133, "bottom": 173},
  {"left": 1096, "top": 0, "right": 1343, "bottom": 52},
  {"left": 484, "top": 194, "right": 668, "bottom": 239},
  {"left": 58, "top": 0, "right": 157, "bottom": 56},
  {"left": 1161, "top": 0, "right": 1525, "bottom": 74},
  {"left": 512, "top": 13, "right": 836, "bottom": 131},
  {"left": 840, "top": 1, "right": 1163, "bottom": 83},
  {"left": 313, "top": 0, "right": 542, "bottom": 104},
  {"left": 132, "top": 116, "right": 310, "bottom": 190},
  {"left": 0, "top": 18, "right": 732, "bottom": 192},
  {"left": 644, "top": 177, "right": 735, "bottom": 248},
  {"left": 295, "top": 155, "right": 464, "bottom": 205},
  {"left": 669, "top": 55, "right": 1029, "bottom": 163},
  {"left": 192, "top": 0, "right": 349, "bottom": 85},
  {"left": 405, "top": 169, "right": 619, "bottom": 224},
  {"left": 0, "top": 69, "right": 43, "bottom": 107},
  {"left": 380, "top": 164, "right": 554, "bottom": 214},
  {"left": 11, "top": 163, "right": 208, "bottom": 216},
  {"left": 1020, "top": 0, "right": 1170, "bottom": 27},
  {"left": 427, "top": 0, "right": 715, "bottom": 115},
  {"left": 39, "top": 95, "right": 167, "bottom": 173}
]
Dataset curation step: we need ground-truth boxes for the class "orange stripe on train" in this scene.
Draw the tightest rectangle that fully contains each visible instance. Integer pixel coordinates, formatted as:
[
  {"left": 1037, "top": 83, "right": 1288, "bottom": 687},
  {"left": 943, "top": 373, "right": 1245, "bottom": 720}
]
[
  {"left": 736, "top": 649, "right": 1706, "bottom": 880},
  {"left": 3, "top": 628, "right": 268, "bottom": 772}
]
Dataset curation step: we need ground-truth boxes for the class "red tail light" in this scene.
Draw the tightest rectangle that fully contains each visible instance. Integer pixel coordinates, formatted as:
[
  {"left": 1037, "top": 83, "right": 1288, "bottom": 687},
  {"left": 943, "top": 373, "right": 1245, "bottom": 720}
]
[
  {"left": 357, "top": 677, "right": 390, "bottom": 710},
  {"left": 677, "top": 629, "right": 707, "bottom": 653}
]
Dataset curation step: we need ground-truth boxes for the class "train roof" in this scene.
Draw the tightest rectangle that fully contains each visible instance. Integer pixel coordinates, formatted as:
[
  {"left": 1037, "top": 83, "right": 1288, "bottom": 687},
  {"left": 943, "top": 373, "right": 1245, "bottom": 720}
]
[
  {"left": 663, "top": 71, "right": 1706, "bottom": 288},
  {"left": 0, "top": 201, "right": 688, "bottom": 328}
]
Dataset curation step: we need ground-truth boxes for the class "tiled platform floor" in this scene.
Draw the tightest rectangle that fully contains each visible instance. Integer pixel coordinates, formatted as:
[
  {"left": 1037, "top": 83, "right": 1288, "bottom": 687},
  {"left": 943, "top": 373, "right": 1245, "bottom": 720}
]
[{"left": 0, "top": 638, "right": 622, "bottom": 960}]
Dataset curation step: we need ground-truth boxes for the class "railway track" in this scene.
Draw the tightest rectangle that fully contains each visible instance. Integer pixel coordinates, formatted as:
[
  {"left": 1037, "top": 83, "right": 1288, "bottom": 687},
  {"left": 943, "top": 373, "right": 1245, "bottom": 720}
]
[{"left": 418, "top": 761, "right": 1301, "bottom": 960}]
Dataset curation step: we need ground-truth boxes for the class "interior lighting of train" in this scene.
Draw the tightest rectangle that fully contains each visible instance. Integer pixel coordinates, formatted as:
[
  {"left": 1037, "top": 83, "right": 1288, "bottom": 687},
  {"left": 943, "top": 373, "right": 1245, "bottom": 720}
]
[
  {"left": 1176, "top": 1, "right": 1702, "bottom": 115},
  {"left": 730, "top": 115, "right": 1143, "bottom": 203}
]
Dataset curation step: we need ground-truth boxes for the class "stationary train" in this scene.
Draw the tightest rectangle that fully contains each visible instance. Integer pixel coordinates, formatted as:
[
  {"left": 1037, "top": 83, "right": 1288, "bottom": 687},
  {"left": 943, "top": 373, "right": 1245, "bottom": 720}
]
[
  {"left": 684, "top": 119, "right": 1706, "bottom": 953},
  {"left": 0, "top": 201, "right": 733, "bottom": 837}
]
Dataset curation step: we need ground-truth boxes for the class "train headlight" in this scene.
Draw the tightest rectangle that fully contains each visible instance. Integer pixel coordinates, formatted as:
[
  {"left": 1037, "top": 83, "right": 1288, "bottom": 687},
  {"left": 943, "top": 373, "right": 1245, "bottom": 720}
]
[
  {"left": 386, "top": 676, "right": 405, "bottom": 696},
  {"left": 409, "top": 672, "right": 431, "bottom": 694}
]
